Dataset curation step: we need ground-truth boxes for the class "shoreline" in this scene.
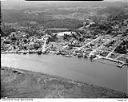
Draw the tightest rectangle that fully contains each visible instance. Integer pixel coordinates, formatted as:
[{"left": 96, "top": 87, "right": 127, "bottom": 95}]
[
  {"left": 1, "top": 66, "right": 128, "bottom": 98},
  {"left": 1, "top": 52, "right": 127, "bottom": 68}
]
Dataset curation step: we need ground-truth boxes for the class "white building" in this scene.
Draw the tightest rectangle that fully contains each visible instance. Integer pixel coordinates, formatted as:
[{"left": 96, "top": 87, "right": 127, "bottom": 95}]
[{"left": 56, "top": 31, "right": 76, "bottom": 37}]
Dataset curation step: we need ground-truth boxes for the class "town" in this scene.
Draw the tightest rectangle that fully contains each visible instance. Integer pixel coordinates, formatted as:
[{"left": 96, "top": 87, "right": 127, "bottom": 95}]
[{"left": 1, "top": 17, "right": 128, "bottom": 68}]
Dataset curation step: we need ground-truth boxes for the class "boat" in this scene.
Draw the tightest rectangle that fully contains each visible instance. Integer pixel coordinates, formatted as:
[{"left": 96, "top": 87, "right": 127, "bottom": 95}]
[
  {"left": 37, "top": 50, "right": 42, "bottom": 55},
  {"left": 64, "top": 55, "right": 72, "bottom": 57},
  {"left": 22, "top": 50, "right": 27, "bottom": 54},
  {"left": 29, "top": 50, "right": 33, "bottom": 54},
  {"left": 77, "top": 55, "right": 83, "bottom": 58},
  {"left": 117, "top": 65, "right": 122, "bottom": 68},
  {"left": 23, "top": 52, "right": 27, "bottom": 54}
]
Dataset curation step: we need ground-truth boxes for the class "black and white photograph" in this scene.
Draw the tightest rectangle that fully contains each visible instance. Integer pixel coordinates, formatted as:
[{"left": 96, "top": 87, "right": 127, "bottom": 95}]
[{"left": 1, "top": 0, "right": 128, "bottom": 100}]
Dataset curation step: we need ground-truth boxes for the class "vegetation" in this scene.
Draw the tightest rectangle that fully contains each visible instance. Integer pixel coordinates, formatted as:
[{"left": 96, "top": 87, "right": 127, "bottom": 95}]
[
  {"left": 1, "top": 1, "right": 128, "bottom": 55},
  {"left": 115, "top": 40, "right": 128, "bottom": 54}
]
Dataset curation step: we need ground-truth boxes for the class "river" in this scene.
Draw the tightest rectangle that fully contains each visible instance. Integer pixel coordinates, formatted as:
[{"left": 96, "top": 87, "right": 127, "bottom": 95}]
[{"left": 1, "top": 54, "right": 128, "bottom": 94}]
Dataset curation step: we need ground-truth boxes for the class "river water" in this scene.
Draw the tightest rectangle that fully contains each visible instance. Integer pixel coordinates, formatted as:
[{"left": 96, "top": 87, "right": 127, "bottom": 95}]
[{"left": 1, "top": 54, "right": 128, "bottom": 93}]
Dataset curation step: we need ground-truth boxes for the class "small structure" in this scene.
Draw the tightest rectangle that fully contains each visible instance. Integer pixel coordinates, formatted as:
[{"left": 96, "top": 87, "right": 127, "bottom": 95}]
[
  {"left": 56, "top": 31, "right": 76, "bottom": 37},
  {"left": 83, "top": 18, "right": 95, "bottom": 28}
]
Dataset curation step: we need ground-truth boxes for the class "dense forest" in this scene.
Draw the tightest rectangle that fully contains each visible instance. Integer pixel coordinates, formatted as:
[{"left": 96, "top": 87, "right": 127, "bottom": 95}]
[{"left": 1, "top": 1, "right": 128, "bottom": 37}]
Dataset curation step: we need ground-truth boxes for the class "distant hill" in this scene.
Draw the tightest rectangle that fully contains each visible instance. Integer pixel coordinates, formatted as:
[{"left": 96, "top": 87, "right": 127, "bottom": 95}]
[{"left": 1, "top": 1, "right": 128, "bottom": 29}]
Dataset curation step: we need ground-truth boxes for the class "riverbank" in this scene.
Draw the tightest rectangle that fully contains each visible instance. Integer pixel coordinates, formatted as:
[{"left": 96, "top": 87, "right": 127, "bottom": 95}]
[
  {"left": 1, "top": 66, "right": 128, "bottom": 98},
  {"left": 1, "top": 51, "right": 128, "bottom": 69},
  {"left": 1, "top": 34, "right": 128, "bottom": 68}
]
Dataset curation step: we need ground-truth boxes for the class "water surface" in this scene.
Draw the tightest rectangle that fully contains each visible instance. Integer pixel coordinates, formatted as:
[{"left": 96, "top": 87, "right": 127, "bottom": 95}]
[{"left": 1, "top": 54, "right": 128, "bottom": 93}]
